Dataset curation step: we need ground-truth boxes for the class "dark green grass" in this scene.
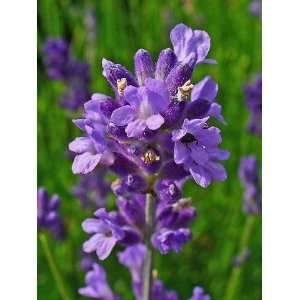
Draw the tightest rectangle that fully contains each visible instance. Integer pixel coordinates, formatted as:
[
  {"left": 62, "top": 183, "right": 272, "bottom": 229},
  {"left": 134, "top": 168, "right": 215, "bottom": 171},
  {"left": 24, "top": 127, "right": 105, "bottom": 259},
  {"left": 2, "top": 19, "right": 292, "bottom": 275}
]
[{"left": 38, "top": 0, "right": 261, "bottom": 299}]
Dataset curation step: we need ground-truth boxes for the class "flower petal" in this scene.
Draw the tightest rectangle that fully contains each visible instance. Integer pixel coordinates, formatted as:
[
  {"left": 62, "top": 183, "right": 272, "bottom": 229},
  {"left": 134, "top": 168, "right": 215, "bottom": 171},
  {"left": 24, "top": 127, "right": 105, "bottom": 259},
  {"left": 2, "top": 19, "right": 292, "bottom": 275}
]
[
  {"left": 96, "top": 236, "right": 117, "bottom": 260},
  {"left": 124, "top": 85, "right": 142, "bottom": 107},
  {"left": 189, "top": 165, "right": 212, "bottom": 188},
  {"left": 207, "top": 103, "right": 226, "bottom": 124},
  {"left": 172, "top": 128, "right": 188, "bottom": 141},
  {"left": 79, "top": 286, "right": 99, "bottom": 298},
  {"left": 191, "top": 76, "right": 218, "bottom": 102},
  {"left": 69, "top": 137, "right": 93, "bottom": 154},
  {"left": 83, "top": 233, "right": 105, "bottom": 253},
  {"left": 72, "top": 152, "right": 102, "bottom": 174},
  {"left": 111, "top": 105, "right": 136, "bottom": 126},
  {"left": 146, "top": 114, "right": 165, "bottom": 130},
  {"left": 125, "top": 119, "right": 147, "bottom": 138},
  {"left": 82, "top": 218, "right": 101, "bottom": 234},
  {"left": 170, "top": 23, "right": 211, "bottom": 64},
  {"left": 144, "top": 78, "right": 170, "bottom": 112},
  {"left": 174, "top": 142, "right": 188, "bottom": 164}
]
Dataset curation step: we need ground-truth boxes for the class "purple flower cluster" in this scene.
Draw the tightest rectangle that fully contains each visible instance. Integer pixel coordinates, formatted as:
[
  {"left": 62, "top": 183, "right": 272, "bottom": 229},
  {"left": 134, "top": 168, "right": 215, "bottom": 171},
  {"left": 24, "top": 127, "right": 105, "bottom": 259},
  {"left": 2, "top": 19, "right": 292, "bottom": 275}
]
[
  {"left": 244, "top": 75, "right": 262, "bottom": 136},
  {"left": 43, "top": 38, "right": 91, "bottom": 111},
  {"left": 69, "top": 23, "right": 229, "bottom": 186},
  {"left": 37, "top": 187, "right": 65, "bottom": 240},
  {"left": 239, "top": 156, "right": 261, "bottom": 214},
  {"left": 69, "top": 23, "right": 228, "bottom": 300}
]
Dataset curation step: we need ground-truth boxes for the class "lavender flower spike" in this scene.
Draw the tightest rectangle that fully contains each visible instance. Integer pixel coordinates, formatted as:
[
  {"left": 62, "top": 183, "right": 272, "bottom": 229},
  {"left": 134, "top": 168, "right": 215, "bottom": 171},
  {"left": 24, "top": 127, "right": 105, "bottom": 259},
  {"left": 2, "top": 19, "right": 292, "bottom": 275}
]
[
  {"left": 79, "top": 263, "right": 118, "bottom": 300},
  {"left": 69, "top": 22, "right": 228, "bottom": 300},
  {"left": 170, "top": 23, "right": 215, "bottom": 66}
]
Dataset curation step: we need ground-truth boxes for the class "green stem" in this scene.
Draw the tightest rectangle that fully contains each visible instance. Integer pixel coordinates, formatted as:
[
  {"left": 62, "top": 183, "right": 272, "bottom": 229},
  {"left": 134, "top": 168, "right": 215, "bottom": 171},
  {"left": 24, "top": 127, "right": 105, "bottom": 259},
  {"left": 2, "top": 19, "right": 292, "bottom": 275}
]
[
  {"left": 224, "top": 216, "right": 256, "bottom": 300},
  {"left": 143, "top": 193, "right": 155, "bottom": 300},
  {"left": 39, "top": 234, "right": 71, "bottom": 300}
]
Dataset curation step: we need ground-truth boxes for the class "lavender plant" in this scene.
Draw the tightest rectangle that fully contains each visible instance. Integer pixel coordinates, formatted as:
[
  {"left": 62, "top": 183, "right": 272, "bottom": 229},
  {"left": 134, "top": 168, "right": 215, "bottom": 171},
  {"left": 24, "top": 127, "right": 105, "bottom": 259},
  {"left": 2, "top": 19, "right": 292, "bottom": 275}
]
[
  {"left": 69, "top": 23, "right": 229, "bottom": 300},
  {"left": 239, "top": 156, "right": 261, "bottom": 214},
  {"left": 37, "top": 187, "right": 65, "bottom": 240},
  {"left": 244, "top": 75, "right": 262, "bottom": 136},
  {"left": 43, "top": 38, "right": 91, "bottom": 111}
]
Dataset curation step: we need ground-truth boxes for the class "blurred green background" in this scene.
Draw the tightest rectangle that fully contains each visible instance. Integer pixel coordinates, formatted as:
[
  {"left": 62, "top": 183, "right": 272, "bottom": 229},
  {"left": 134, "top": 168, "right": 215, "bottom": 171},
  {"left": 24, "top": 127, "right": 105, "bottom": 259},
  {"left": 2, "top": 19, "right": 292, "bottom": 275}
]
[{"left": 37, "top": 0, "right": 261, "bottom": 299}]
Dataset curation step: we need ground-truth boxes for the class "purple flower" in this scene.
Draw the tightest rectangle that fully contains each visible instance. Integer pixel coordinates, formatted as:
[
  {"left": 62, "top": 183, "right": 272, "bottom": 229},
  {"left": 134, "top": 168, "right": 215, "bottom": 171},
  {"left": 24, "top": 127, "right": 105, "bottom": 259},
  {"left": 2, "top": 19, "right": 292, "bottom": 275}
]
[
  {"left": 69, "top": 97, "right": 115, "bottom": 175},
  {"left": 152, "top": 228, "right": 191, "bottom": 254},
  {"left": 239, "top": 156, "right": 261, "bottom": 214},
  {"left": 102, "top": 58, "right": 138, "bottom": 93},
  {"left": 37, "top": 187, "right": 65, "bottom": 240},
  {"left": 189, "top": 287, "right": 211, "bottom": 300},
  {"left": 244, "top": 75, "right": 262, "bottom": 136},
  {"left": 172, "top": 118, "right": 229, "bottom": 187},
  {"left": 187, "top": 76, "right": 225, "bottom": 123},
  {"left": 82, "top": 208, "right": 125, "bottom": 260},
  {"left": 80, "top": 252, "right": 95, "bottom": 272},
  {"left": 43, "top": 38, "right": 69, "bottom": 80},
  {"left": 156, "top": 197, "right": 196, "bottom": 230},
  {"left": 170, "top": 23, "right": 214, "bottom": 66},
  {"left": 111, "top": 78, "right": 170, "bottom": 138},
  {"left": 79, "top": 263, "right": 118, "bottom": 300},
  {"left": 155, "top": 180, "right": 182, "bottom": 204}
]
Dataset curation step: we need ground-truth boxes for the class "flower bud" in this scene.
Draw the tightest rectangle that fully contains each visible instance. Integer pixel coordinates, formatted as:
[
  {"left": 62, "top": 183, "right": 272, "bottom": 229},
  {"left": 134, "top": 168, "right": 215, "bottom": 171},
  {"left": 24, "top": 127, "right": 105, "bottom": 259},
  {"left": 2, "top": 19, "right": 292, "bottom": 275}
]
[
  {"left": 134, "top": 49, "right": 155, "bottom": 86},
  {"left": 155, "top": 48, "right": 177, "bottom": 80},
  {"left": 102, "top": 58, "right": 138, "bottom": 91}
]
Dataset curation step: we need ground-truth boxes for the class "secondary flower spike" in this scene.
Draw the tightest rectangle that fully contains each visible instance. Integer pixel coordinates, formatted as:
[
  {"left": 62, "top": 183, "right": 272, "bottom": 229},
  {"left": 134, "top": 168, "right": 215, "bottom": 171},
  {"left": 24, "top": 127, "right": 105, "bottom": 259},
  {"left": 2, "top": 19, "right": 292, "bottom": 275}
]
[
  {"left": 37, "top": 187, "right": 65, "bottom": 240},
  {"left": 244, "top": 74, "right": 262, "bottom": 136},
  {"left": 43, "top": 38, "right": 91, "bottom": 111},
  {"left": 239, "top": 155, "right": 261, "bottom": 214}
]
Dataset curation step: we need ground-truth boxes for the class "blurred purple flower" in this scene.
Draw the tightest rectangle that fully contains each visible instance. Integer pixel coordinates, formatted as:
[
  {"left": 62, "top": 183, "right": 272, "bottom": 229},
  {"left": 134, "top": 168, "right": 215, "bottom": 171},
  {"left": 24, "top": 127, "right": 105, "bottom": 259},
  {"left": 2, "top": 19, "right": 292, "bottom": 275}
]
[
  {"left": 244, "top": 75, "right": 262, "bottom": 136},
  {"left": 37, "top": 187, "right": 65, "bottom": 240},
  {"left": 239, "top": 155, "right": 261, "bottom": 214},
  {"left": 79, "top": 263, "right": 119, "bottom": 300},
  {"left": 249, "top": 0, "right": 262, "bottom": 17},
  {"left": 43, "top": 38, "right": 91, "bottom": 111},
  {"left": 189, "top": 287, "right": 211, "bottom": 300}
]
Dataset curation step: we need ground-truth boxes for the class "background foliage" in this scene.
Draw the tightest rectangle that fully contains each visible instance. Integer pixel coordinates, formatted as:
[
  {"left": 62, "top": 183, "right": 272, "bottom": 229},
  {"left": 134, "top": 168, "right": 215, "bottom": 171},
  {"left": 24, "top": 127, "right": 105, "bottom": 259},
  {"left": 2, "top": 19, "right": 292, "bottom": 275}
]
[{"left": 37, "top": 0, "right": 262, "bottom": 299}]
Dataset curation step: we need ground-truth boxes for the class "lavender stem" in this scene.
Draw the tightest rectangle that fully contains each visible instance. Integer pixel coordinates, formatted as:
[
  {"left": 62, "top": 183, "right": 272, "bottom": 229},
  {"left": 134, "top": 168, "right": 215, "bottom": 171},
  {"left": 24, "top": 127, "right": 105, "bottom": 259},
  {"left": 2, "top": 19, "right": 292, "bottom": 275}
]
[
  {"left": 143, "top": 193, "right": 155, "bottom": 300},
  {"left": 39, "top": 234, "right": 71, "bottom": 300}
]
